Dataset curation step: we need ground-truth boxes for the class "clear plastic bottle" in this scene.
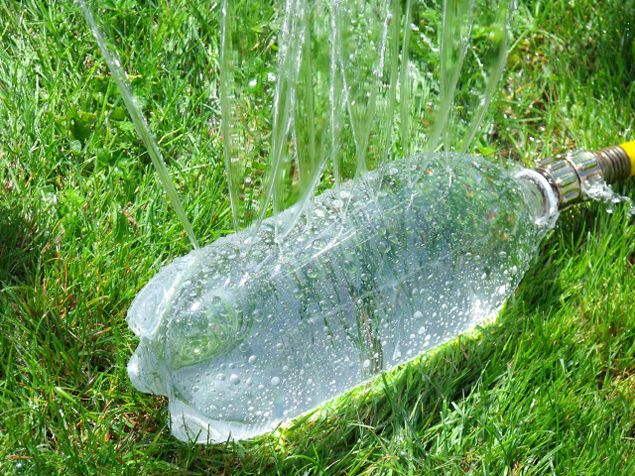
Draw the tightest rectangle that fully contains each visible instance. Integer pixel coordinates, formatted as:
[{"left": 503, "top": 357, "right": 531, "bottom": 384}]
[{"left": 127, "top": 153, "right": 558, "bottom": 443}]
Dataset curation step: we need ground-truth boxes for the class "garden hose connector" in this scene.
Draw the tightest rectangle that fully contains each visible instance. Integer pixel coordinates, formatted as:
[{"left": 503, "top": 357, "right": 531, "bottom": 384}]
[{"left": 534, "top": 141, "right": 635, "bottom": 209}]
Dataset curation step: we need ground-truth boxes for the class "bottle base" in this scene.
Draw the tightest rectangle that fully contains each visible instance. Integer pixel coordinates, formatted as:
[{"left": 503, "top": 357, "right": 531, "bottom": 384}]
[{"left": 169, "top": 400, "right": 282, "bottom": 444}]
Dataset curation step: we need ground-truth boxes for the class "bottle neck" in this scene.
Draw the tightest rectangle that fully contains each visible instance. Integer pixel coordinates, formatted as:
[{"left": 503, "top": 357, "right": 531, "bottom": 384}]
[{"left": 514, "top": 168, "right": 560, "bottom": 229}]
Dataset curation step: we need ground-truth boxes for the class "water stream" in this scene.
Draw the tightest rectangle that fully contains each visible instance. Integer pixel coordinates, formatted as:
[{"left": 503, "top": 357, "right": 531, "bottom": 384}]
[
  {"left": 220, "top": 0, "right": 515, "bottom": 241},
  {"left": 78, "top": 0, "right": 200, "bottom": 249},
  {"left": 80, "top": 0, "right": 514, "bottom": 246}
]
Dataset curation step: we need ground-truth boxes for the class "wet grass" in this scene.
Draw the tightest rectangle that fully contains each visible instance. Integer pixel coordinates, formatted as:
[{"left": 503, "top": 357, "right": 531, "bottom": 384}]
[{"left": 1, "top": 0, "right": 635, "bottom": 474}]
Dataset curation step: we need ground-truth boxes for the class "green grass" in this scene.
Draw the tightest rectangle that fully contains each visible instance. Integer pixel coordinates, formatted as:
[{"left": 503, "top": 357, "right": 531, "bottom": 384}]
[{"left": 1, "top": 0, "right": 635, "bottom": 474}]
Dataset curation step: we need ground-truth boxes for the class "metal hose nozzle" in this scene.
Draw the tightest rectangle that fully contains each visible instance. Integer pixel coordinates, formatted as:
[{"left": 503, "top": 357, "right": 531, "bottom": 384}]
[{"left": 534, "top": 143, "right": 633, "bottom": 209}]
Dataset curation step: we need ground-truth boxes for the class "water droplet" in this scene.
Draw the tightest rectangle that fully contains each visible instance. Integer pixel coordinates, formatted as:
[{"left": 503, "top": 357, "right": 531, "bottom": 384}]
[
  {"left": 362, "top": 360, "right": 370, "bottom": 369},
  {"left": 230, "top": 374, "right": 240, "bottom": 385},
  {"left": 414, "top": 310, "right": 423, "bottom": 319},
  {"left": 217, "top": 373, "right": 226, "bottom": 381},
  {"left": 252, "top": 309, "right": 263, "bottom": 322},
  {"left": 271, "top": 376, "right": 281, "bottom": 386},
  {"left": 248, "top": 355, "right": 257, "bottom": 365},
  {"left": 313, "top": 206, "right": 327, "bottom": 218}
]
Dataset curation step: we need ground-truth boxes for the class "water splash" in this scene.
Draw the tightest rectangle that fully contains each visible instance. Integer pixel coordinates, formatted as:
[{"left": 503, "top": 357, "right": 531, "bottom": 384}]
[{"left": 583, "top": 180, "right": 635, "bottom": 216}]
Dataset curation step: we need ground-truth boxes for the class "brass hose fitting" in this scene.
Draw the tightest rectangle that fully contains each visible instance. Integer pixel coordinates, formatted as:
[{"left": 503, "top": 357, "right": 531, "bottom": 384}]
[{"left": 534, "top": 142, "right": 634, "bottom": 209}]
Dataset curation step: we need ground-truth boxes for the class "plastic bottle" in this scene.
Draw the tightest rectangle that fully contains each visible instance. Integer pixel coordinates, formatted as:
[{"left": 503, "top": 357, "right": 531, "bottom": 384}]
[{"left": 127, "top": 152, "right": 561, "bottom": 443}]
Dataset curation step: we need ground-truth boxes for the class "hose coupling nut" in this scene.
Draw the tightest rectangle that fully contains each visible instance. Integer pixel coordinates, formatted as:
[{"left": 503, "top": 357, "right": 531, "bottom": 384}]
[{"left": 535, "top": 150, "right": 604, "bottom": 209}]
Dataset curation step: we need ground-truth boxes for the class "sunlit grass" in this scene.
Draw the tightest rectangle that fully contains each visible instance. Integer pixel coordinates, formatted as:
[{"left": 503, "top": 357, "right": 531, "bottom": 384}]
[{"left": 1, "top": 0, "right": 634, "bottom": 474}]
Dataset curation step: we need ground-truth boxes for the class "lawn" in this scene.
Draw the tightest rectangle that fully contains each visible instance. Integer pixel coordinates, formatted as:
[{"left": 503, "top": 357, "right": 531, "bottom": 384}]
[{"left": 1, "top": 0, "right": 635, "bottom": 474}]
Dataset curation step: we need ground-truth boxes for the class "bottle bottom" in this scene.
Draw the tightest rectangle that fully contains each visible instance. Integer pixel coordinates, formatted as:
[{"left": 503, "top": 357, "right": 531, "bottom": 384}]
[{"left": 169, "top": 399, "right": 282, "bottom": 444}]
